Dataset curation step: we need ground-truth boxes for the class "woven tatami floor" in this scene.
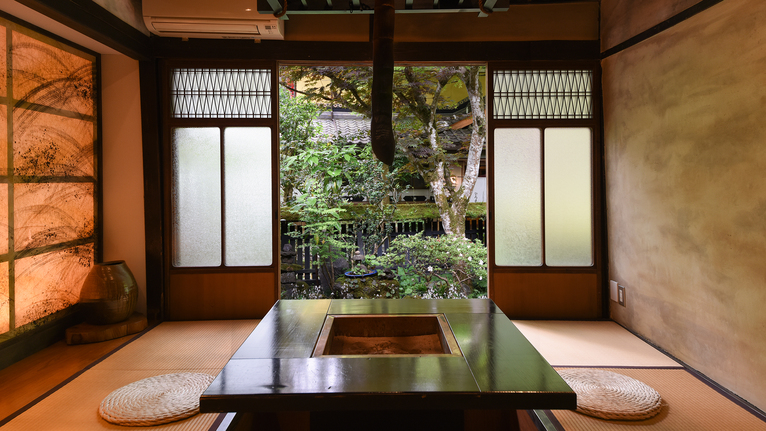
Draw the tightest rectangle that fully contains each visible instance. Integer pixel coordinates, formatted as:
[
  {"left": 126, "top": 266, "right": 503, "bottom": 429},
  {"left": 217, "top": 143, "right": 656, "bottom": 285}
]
[
  {"left": 1, "top": 318, "right": 765, "bottom": 430},
  {"left": 1, "top": 320, "right": 259, "bottom": 431},
  {"left": 512, "top": 320, "right": 766, "bottom": 431}
]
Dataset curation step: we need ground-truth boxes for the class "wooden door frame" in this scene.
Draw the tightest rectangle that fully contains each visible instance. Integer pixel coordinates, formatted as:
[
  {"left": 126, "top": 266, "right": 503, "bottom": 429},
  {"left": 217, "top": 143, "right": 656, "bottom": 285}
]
[
  {"left": 159, "top": 59, "right": 281, "bottom": 320},
  {"left": 486, "top": 60, "right": 605, "bottom": 319}
]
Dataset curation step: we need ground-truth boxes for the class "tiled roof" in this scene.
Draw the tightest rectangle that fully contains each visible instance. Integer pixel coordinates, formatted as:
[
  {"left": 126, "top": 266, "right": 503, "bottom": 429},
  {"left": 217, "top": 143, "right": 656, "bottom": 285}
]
[
  {"left": 314, "top": 111, "right": 475, "bottom": 150},
  {"left": 316, "top": 111, "right": 370, "bottom": 143}
]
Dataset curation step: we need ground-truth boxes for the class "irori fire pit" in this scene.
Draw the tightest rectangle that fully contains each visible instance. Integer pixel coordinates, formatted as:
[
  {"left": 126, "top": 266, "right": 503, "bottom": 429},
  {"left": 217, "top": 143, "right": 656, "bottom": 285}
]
[{"left": 312, "top": 314, "right": 462, "bottom": 357}]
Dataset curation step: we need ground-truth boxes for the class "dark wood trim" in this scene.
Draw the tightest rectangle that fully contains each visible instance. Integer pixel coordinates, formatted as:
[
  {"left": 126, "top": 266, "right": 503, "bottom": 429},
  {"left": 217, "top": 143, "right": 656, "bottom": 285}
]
[
  {"left": 138, "top": 59, "right": 165, "bottom": 321},
  {"left": 594, "top": 62, "right": 609, "bottom": 318},
  {"left": 94, "top": 54, "right": 104, "bottom": 263},
  {"left": 396, "top": 41, "right": 600, "bottom": 62},
  {"left": 601, "top": 0, "right": 726, "bottom": 59},
  {"left": 152, "top": 39, "right": 599, "bottom": 62},
  {"left": 15, "top": 0, "right": 152, "bottom": 60},
  {"left": 270, "top": 60, "right": 281, "bottom": 302},
  {"left": 0, "top": 308, "right": 83, "bottom": 370}
]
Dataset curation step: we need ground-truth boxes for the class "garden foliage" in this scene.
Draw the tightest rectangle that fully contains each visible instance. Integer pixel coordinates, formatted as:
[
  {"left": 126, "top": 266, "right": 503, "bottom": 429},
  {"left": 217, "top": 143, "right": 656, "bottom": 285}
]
[{"left": 368, "top": 232, "right": 487, "bottom": 299}]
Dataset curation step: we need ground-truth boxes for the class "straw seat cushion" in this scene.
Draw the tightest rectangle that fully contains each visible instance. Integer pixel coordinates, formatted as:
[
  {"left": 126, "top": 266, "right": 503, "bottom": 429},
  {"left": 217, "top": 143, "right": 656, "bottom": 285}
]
[
  {"left": 558, "top": 368, "right": 663, "bottom": 421},
  {"left": 99, "top": 373, "right": 215, "bottom": 426}
]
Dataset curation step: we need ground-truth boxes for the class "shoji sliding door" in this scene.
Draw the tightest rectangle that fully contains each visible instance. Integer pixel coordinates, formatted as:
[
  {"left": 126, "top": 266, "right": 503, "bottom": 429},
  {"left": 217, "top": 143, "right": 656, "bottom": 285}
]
[
  {"left": 487, "top": 64, "right": 604, "bottom": 319},
  {"left": 162, "top": 62, "right": 279, "bottom": 320}
]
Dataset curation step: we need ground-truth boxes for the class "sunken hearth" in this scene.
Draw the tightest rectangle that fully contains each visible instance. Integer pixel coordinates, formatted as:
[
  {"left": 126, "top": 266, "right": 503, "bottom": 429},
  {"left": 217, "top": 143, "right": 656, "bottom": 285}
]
[{"left": 312, "top": 314, "right": 462, "bottom": 357}]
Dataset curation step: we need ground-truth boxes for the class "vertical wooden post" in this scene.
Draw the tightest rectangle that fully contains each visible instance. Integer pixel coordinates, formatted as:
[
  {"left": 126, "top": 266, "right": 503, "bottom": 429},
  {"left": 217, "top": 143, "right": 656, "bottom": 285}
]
[{"left": 370, "top": 0, "right": 396, "bottom": 166}]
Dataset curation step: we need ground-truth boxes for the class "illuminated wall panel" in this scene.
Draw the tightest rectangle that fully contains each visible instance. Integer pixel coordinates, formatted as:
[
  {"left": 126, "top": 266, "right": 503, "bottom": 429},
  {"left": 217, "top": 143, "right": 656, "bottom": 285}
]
[
  {"left": 0, "top": 29, "right": 5, "bottom": 97},
  {"left": 0, "top": 262, "right": 8, "bottom": 334},
  {"left": 0, "top": 106, "right": 7, "bottom": 175},
  {"left": 15, "top": 183, "right": 95, "bottom": 250},
  {"left": 0, "top": 18, "right": 97, "bottom": 339},
  {"left": 11, "top": 31, "right": 94, "bottom": 116},
  {"left": 0, "top": 186, "right": 7, "bottom": 255},
  {"left": 15, "top": 245, "right": 94, "bottom": 327},
  {"left": 13, "top": 109, "right": 95, "bottom": 177}
]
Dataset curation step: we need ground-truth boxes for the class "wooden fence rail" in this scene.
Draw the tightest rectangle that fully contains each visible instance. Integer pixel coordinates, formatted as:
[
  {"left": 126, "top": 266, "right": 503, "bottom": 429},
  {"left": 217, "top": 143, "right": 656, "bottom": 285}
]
[{"left": 281, "top": 218, "right": 486, "bottom": 286}]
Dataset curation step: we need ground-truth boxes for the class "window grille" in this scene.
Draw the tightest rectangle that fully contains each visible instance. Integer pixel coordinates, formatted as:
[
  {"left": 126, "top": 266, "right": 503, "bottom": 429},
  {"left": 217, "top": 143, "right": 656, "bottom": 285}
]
[
  {"left": 171, "top": 68, "right": 272, "bottom": 119},
  {"left": 493, "top": 70, "right": 592, "bottom": 120}
]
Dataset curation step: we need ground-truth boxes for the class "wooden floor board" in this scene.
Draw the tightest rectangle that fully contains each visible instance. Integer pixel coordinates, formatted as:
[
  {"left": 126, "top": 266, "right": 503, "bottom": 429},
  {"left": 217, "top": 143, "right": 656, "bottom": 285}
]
[{"left": 0, "top": 333, "right": 141, "bottom": 420}]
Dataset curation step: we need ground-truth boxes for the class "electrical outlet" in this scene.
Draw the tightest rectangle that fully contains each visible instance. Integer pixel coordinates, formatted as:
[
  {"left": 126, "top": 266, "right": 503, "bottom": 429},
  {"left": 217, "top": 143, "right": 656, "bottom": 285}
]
[{"left": 618, "top": 285, "right": 626, "bottom": 307}]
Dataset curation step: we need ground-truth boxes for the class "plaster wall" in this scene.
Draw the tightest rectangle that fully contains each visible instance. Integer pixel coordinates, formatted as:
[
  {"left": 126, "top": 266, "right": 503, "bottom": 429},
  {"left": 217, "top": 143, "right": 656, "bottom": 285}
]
[
  {"left": 600, "top": 0, "right": 700, "bottom": 51},
  {"left": 101, "top": 55, "right": 147, "bottom": 315},
  {"left": 603, "top": 0, "right": 766, "bottom": 410}
]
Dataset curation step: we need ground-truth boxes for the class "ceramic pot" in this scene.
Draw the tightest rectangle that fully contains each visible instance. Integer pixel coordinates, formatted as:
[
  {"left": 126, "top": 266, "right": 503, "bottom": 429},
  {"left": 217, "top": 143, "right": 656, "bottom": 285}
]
[{"left": 79, "top": 260, "right": 138, "bottom": 325}]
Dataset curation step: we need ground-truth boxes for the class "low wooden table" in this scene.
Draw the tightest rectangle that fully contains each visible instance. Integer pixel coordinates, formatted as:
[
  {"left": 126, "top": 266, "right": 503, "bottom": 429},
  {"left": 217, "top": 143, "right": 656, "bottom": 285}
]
[{"left": 201, "top": 299, "right": 575, "bottom": 430}]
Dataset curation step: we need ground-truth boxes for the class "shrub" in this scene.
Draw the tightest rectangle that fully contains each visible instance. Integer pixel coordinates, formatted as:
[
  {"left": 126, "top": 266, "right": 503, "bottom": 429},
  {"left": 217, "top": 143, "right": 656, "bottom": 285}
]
[{"left": 369, "top": 232, "right": 487, "bottom": 299}]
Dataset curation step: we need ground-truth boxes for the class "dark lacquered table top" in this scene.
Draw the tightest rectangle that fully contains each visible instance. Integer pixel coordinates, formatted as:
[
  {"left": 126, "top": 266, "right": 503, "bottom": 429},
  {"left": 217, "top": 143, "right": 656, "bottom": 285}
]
[{"left": 200, "top": 299, "right": 575, "bottom": 413}]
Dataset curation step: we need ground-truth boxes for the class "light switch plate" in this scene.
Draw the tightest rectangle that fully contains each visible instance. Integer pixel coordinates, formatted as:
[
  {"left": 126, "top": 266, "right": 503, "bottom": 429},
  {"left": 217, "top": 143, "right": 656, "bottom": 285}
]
[{"left": 609, "top": 280, "right": 619, "bottom": 302}]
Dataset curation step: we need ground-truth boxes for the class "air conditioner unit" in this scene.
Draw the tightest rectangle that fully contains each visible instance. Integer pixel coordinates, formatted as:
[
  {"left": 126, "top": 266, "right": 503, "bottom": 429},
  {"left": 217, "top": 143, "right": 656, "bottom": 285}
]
[
  {"left": 144, "top": 17, "right": 284, "bottom": 40},
  {"left": 142, "top": 0, "right": 284, "bottom": 40}
]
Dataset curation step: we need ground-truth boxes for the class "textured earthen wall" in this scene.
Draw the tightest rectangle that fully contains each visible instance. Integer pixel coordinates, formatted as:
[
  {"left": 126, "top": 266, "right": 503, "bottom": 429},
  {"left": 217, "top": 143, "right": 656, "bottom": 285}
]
[
  {"left": 603, "top": 0, "right": 766, "bottom": 410},
  {"left": 601, "top": 0, "right": 702, "bottom": 51}
]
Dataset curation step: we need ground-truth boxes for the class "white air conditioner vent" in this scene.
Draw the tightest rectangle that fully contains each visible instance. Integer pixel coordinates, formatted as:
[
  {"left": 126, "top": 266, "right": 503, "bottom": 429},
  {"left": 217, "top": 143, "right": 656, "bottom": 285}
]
[
  {"left": 145, "top": 17, "right": 284, "bottom": 40},
  {"left": 142, "top": 0, "right": 284, "bottom": 40}
]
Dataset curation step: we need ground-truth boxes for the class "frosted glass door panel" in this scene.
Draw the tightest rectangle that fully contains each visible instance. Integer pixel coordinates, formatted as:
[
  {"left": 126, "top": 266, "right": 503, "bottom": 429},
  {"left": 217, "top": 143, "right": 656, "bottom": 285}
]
[
  {"left": 224, "top": 127, "right": 272, "bottom": 266},
  {"left": 544, "top": 128, "right": 593, "bottom": 266},
  {"left": 494, "top": 128, "right": 542, "bottom": 266},
  {"left": 172, "top": 128, "right": 222, "bottom": 267}
]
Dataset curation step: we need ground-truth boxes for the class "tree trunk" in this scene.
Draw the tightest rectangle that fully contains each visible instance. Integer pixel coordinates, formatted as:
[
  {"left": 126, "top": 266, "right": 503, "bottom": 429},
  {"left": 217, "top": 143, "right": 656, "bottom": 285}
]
[{"left": 424, "top": 66, "right": 484, "bottom": 238}]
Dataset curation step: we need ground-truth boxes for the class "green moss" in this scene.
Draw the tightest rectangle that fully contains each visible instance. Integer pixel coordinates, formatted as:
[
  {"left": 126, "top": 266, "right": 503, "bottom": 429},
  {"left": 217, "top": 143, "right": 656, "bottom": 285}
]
[{"left": 280, "top": 202, "right": 486, "bottom": 222}]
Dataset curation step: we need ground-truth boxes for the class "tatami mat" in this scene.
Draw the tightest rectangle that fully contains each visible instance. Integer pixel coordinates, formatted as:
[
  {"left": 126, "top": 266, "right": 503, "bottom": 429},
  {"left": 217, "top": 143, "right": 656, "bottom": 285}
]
[
  {"left": 550, "top": 368, "right": 766, "bottom": 431},
  {"left": 511, "top": 320, "right": 680, "bottom": 367},
  {"left": 511, "top": 321, "right": 766, "bottom": 431},
  {"left": 2, "top": 320, "right": 259, "bottom": 431},
  {"left": 5, "top": 318, "right": 764, "bottom": 431}
]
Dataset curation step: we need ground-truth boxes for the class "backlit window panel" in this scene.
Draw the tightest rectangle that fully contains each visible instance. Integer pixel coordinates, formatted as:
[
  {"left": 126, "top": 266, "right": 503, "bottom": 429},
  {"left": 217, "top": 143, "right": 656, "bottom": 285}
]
[
  {"left": 0, "top": 262, "right": 8, "bottom": 334},
  {"left": 12, "top": 31, "right": 95, "bottom": 116},
  {"left": 14, "top": 245, "right": 93, "bottom": 327},
  {"left": 544, "top": 128, "right": 593, "bottom": 266},
  {"left": 494, "top": 128, "right": 543, "bottom": 266},
  {"left": 0, "top": 185, "right": 8, "bottom": 255},
  {"left": 171, "top": 127, "right": 222, "bottom": 267},
  {"left": 13, "top": 109, "right": 95, "bottom": 177},
  {"left": 14, "top": 183, "right": 95, "bottom": 251},
  {"left": 224, "top": 127, "right": 272, "bottom": 266},
  {"left": 0, "top": 106, "right": 7, "bottom": 176},
  {"left": 0, "top": 29, "right": 6, "bottom": 97},
  {"left": 494, "top": 127, "right": 593, "bottom": 267},
  {"left": 0, "top": 18, "right": 97, "bottom": 337}
]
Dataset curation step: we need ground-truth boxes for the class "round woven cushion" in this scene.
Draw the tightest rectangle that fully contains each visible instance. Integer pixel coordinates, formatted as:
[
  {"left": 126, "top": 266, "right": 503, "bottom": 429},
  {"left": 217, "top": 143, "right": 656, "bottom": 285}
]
[
  {"left": 558, "top": 369, "right": 662, "bottom": 421},
  {"left": 99, "top": 373, "right": 215, "bottom": 426}
]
